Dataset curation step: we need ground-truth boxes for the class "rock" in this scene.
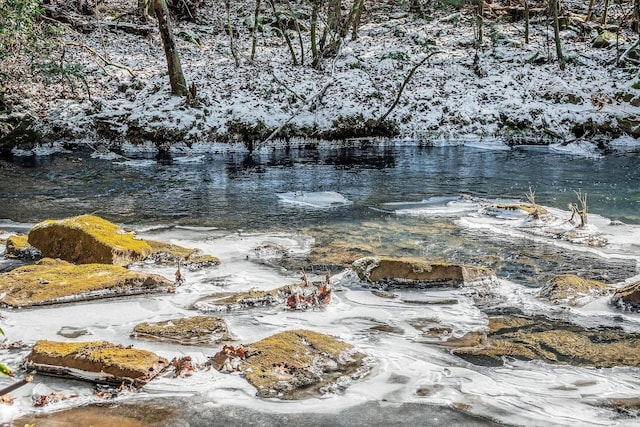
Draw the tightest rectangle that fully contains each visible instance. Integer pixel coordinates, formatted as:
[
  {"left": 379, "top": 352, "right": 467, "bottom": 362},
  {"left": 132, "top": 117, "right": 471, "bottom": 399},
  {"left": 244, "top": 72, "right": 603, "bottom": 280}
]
[
  {"left": 0, "top": 258, "right": 172, "bottom": 307},
  {"left": 592, "top": 30, "right": 623, "bottom": 48},
  {"left": 28, "top": 215, "right": 152, "bottom": 266},
  {"left": 194, "top": 277, "right": 331, "bottom": 311},
  {"left": 4, "top": 234, "right": 42, "bottom": 260},
  {"left": 145, "top": 239, "right": 219, "bottom": 270},
  {"left": 352, "top": 256, "right": 495, "bottom": 289},
  {"left": 493, "top": 203, "right": 549, "bottom": 216},
  {"left": 611, "top": 281, "right": 640, "bottom": 311},
  {"left": 212, "top": 329, "right": 369, "bottom": 399},
  {"left": 26, "top": 340, "right": 169, "bottom": 387},
  {"left": 539, "top": 274, "right": 614, "bottom": 306},
  {"left": 451, "top": 315, "right": 640, "bottom": 368},
  {"left": 131, "top": 315, "right": 231, "bottom": 345}
]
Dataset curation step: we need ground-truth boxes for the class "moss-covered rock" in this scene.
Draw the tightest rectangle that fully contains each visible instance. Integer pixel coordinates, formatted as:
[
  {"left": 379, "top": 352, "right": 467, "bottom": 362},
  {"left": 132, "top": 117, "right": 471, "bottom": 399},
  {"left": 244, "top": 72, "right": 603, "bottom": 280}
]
[
  {"left": 451, "top": 316, "right": 640, "bottom": 368},
  {"left": 214, "top": 329, "right": 369, "bottom": 399},
  {"left": 611, "top": 281, "right": 640, "bottom": 311},
  {"left": 5, "top": 234, "right": 42, "bottom": 260},
  {"left": 132, "top": 315, "right": 231, "bottom": 345},
  {"left": 26, "top": 340, "right": 169, "bottom": 386},
  {"left": 28, "top": 215, "right": 152, "bottom": 266},
  {"left": 145, "top": 239, "right": 219, "bottom": 270},
  {"left": 0, "top": 258, "right": 172, "bottom": 307},
  {"left": 539, "top": 274, "right": 614, "bottom": 306},
  {"left": 352, "top": 256, "right": 495, "bottom": 289}
]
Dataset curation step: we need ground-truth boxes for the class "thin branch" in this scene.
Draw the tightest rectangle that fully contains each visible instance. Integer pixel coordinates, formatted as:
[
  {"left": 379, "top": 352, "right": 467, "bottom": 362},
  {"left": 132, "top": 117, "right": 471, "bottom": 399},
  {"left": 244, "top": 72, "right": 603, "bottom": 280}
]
[{"left": 378, "top": 51, "right": 443, "bottom": 122}]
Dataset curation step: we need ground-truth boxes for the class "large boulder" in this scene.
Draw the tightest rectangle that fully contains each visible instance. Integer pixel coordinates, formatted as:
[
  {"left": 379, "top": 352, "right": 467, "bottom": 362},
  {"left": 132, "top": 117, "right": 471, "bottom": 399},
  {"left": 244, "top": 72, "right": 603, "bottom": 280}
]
[
  {"left": 26, "top": 340, "right": 168, "bottom": 387},
  {"left": 28, "top": 215, "right": 152, "bottom": 266},
  {"left": 611, "top": 281, "right": 640, "bottom": 311},
  {"left": 0, "top": 258, "right": 172, "bottom": 307},
  {"left": 212, "top": 329, "right": 369, "bottom": 399},
  {"left": 132, "top": 315, "right": 231, "bottom": 345},
  {"left": 352, "top": 256, "right": 495, "bottom": 289},
  {"left": 539, "top": 274, "right": 614, "bottom": 306},
  {"left": 451, "top": 315, "right": 640, "bottom": 368}
]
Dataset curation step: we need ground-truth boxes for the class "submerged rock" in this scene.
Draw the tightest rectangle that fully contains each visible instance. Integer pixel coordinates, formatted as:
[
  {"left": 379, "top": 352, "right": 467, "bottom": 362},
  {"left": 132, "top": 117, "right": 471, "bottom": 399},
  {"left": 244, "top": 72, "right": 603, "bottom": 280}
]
[
  {"left": 451, "top": 315, "right": 640, "bottom": 368},
  {"left": 28, "top": 214, "right": 152, "bottom": 266},
  {"left": 611, "top": 281, "right": 640, "bottom": 311},
  {"left": 352, "top": 256, "right": 495, "bottom": 289},
  {"left": 4, "top": 234, "right": 41, "bottom": 260},
  {"left": 539, "top": 274, "right": 614, "bottom": 306},
  {"left": 26, "top": 340, "right": 168, "bottom": 387},
  {"left": 132, "top": 315, "right": 231, "bottom": 345},
  {"left": 145, "top": 240, "right": 219, "bottom": 270},
  {"left": 0, "top": 258, "right": 172, "bottom": 307},
  {"left": 212, "top": 329, "right": 369, "bottom": 399}
]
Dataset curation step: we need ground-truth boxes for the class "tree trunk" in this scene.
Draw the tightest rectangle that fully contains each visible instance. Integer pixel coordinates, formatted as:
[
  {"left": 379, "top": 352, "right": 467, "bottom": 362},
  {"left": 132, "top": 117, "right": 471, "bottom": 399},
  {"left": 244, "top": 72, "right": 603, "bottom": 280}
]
[
  {"left": 250, "top": 0, "right": 261, "bottom": 61},
  {"left": 524, "top": 0, "right": 530, "bottom": 44},
  {"left": 550, "top": 0, "right": 565, "bottom": 70},
  {"left": 602, "top": 0, "right": 610, "bottom": 25},
  {"left": 311, "top": 0, "right": 321, "bottom": 68},
  {"left": 154, "top": 0, "right": 187, "bottom": 96}
]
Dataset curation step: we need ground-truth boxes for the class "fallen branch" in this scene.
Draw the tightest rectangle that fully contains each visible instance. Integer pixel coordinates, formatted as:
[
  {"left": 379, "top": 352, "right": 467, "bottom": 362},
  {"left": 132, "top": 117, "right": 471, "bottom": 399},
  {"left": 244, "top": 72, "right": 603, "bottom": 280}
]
[
  {"left": 378, "top": 51, "right": 443, "bottom": 123},
  {"left": 0, "top": 375, "right": 33, "bottom": 396},
  {"left": 65, "top": 41, "right": 135, "bottom": 77}
]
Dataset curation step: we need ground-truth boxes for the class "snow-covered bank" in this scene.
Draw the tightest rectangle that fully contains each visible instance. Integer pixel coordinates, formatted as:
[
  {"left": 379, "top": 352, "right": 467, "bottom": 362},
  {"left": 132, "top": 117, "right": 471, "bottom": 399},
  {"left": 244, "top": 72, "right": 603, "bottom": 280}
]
[{"left": 5, "top": 0, "right": 640, "bottom": 155}]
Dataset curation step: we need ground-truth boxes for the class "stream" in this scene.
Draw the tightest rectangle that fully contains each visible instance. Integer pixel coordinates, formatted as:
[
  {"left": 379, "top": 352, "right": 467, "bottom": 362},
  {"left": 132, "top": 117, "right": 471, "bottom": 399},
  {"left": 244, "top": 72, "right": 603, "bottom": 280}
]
[{"left": 0, "top": 144, "right": 639, "bottom": 426}]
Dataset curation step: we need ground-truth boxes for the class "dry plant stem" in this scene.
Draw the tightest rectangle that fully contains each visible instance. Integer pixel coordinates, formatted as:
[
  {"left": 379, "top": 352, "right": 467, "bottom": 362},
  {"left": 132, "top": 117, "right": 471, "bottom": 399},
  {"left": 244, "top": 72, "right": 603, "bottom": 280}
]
[
  {"left": 586, "top": 0, "right": 595, "bottom": 21},
  {"left": 271, "top": 73, "right": 307, "bottom": 102},
  {"left": 526, "top": 187, "right": 540, "bottom": 219},
  {"left": 379, "top": 51, "right": 443, "bottom": 122},
  {"left": 269, "top": 0, "right": 298, "bottom": 65}
]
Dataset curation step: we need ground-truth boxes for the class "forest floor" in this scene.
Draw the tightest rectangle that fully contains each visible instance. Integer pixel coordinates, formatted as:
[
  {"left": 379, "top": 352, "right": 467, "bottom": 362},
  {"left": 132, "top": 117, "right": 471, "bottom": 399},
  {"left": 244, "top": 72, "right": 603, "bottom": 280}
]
[{"left": 6, "top": 0, "right": 640, "bottom": 155}]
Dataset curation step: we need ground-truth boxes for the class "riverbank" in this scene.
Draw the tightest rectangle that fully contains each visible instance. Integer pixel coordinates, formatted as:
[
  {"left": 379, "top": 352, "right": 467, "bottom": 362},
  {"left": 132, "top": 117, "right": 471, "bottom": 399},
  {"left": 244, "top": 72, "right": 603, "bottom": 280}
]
[{"left": 3, "top": 0, "right": 640, "bottom": 156}]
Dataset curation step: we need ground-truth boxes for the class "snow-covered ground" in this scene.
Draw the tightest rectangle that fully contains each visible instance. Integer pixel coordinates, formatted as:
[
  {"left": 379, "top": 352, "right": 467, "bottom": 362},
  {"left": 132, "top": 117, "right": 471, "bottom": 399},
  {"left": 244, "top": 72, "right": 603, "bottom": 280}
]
[{"left": 11, "top": 0, "right": 640, "bottom": 154}]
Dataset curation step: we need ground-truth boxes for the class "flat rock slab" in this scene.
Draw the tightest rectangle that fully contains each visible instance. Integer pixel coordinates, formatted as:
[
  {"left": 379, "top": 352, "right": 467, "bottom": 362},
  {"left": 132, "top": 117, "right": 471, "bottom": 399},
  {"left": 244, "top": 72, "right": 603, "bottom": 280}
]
[
  {"left": 539, "top": 274, "right": 614, "bottom": 306},
  {"left": 26, "top": 340, "right": 169, "bottom": 387},
  {"left": 145, "top": 239, "right": 219, "bottom": 270},
  {"left": 28, "top": 214, "right": 152, "bottom": 266},
  {"left": 131, "top": 315, "right": 231, "bottom": 345},
  {"left": 214, "top": 329, "right": 369, "bottom": 400},
  {"left": 0, "top": 258, "right": 172, "bottom": 307},
  {"left": 352, "top": 256, "right": 495, "bottom": 289},
  {"left": 451, "top": 315, "right": 640, "bottom": 368}
]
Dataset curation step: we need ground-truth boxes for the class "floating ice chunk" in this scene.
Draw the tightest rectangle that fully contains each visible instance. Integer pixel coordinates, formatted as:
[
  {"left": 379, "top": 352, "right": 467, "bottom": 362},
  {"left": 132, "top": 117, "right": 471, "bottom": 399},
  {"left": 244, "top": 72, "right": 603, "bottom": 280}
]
[
  {"left": 173, "top": 155, "right": 205, "bottom": 164},
  {"left": 390, "top": 196, "right": 480, "bottom": 217},
  {"left": 113, "top": 159, "right": 156, "bottom": 167},
  {"left": 277, "top": 191, "right": 352, "bottom": 208}
]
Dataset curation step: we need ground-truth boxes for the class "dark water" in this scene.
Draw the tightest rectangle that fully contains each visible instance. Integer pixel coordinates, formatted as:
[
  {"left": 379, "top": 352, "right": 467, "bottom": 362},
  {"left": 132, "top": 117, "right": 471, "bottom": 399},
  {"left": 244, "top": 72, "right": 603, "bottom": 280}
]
[{"left": 1, "top": 145, "right": 639, "bottom": 227}]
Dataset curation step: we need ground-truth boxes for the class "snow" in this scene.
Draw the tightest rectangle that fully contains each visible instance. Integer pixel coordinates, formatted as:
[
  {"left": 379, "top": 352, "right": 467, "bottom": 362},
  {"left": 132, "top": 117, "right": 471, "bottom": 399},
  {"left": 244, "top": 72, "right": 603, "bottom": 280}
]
[{"left": 9, "top": 0, "right": 639, "bottom": 157}]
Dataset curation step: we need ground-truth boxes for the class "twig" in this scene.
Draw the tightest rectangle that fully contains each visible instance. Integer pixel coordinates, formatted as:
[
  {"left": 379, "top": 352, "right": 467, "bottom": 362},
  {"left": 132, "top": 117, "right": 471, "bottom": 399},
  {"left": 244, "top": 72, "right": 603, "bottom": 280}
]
[
  {"left": 378, "top": 51, "right": 443, "bottom": 122},
  {"left": 0, "top": 375, "right": 33, "bottom": 396},
  {"left": 271, "top": 73, "right": 306, "bottom": 103}
]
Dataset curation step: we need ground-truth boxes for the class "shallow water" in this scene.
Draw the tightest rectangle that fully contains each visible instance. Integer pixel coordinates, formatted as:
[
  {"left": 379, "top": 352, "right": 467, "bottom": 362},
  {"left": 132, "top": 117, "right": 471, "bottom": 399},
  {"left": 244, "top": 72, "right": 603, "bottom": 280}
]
[{"left": 1, "top": 144, "right": 640, "bottom": 426}]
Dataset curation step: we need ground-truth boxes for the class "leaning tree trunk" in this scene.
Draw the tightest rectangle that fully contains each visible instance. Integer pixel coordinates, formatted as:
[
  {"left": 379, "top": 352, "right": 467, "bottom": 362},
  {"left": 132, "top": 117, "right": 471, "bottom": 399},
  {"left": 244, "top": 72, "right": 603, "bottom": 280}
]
[{"left": 154, "top": 0, "right": 188, "bottom": 96}]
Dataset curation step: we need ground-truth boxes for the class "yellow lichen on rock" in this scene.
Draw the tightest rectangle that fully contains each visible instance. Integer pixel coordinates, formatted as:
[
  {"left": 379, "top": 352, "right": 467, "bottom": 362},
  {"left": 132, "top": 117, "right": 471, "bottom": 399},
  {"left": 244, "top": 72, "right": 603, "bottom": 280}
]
[
  {"left": 132, "top": 315, "right": 231, "bottom": 345},
  {"left": 0, "top": 258, "right": 172, "bottom": 307},
  {"left": 28, "top": 215, "right": 152, "bottom": 266},
  {"left": 145, "top": 239, "right": 220, "bottom": 269},
  {"left": 4, "top": 234, "right": 39, "bottom": 259},
  {"left": 233, "top": 329, "right": 366, "bottom": 399},
  {"left": 27, "top": 340, "right": 168, "bottom": 386},
  {"left": 539, "top": 274, "right": 614, "bottom": 306}
]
